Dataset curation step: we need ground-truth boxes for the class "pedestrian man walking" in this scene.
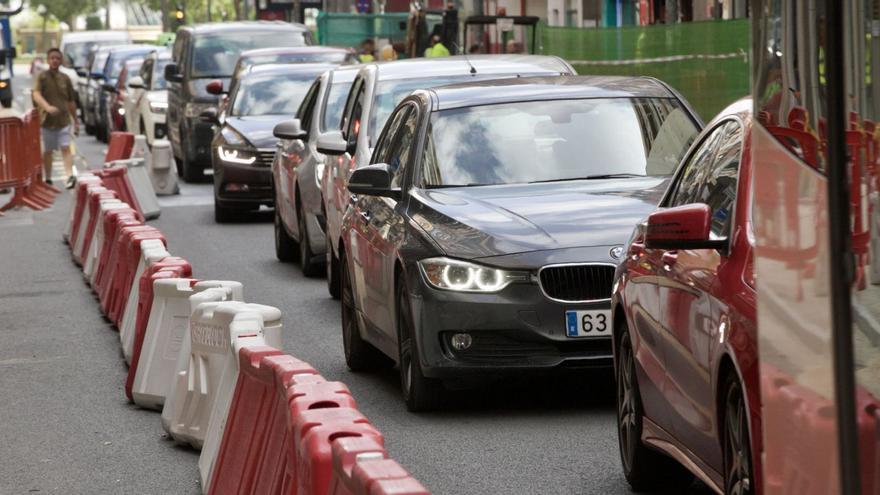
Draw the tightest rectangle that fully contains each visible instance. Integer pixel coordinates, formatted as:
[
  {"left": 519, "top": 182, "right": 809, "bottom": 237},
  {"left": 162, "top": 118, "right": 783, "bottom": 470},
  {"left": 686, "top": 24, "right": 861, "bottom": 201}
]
[{"left": 32, "top": 48, "right": 78, "bottom": 189}]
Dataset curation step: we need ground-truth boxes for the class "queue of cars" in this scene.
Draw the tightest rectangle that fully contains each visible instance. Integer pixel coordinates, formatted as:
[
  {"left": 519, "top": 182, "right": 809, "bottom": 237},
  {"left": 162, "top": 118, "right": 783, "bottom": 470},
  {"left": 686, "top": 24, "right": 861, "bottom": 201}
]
[{"left": 63, "top": 22, "right": 758, "bottom": 494}]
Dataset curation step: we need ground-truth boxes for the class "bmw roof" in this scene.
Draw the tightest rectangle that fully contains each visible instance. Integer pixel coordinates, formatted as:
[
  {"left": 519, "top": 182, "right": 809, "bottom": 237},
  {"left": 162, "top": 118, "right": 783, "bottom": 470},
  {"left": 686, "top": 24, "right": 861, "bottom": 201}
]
[
  {"left": 370, "top": 55, "right": 575, "bottom": 81},
  {"left": 421, "top": 76, "right": 688, "bottom": 111}
]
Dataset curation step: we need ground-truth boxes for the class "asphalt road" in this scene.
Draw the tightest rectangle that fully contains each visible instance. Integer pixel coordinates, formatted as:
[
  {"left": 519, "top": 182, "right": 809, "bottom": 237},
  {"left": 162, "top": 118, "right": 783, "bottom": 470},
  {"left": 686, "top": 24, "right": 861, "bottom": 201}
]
[{"left": 1, "top": 70, "right": 713, "bottom": 494}]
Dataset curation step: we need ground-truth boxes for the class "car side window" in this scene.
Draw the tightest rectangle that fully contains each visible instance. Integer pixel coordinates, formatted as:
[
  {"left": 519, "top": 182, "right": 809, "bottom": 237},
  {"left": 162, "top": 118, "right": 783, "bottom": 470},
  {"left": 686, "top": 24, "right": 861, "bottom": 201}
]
[
  {"left": 341, "top": 78, "right": 363, "bottom": 137},
  {"left": 383, "top": 104, "right": 418, "bottom": 189},
  {"left": 372, "top": 105, "right": 410, "bottom": 166},
  {"left": 693, "top": 121, "right": 743, "bottom": 239},
  {"left": 668, "top": 123, "right": 726, "bottom": 207},
  {"left": 344, "top": 86, "right": 365, "bottom": 151},
  {"left": 297, "top": 79, "right": 320, "bottom": 130},
  {"left": 141, "top": 59, "right": 153, "bottom": 88}
]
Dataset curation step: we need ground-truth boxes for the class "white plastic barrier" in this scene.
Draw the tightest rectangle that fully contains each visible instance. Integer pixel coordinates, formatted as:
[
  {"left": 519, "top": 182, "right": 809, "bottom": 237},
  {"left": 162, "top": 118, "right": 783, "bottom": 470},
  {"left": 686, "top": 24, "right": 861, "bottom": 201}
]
[
  {"left": 72, "top": 185, "right": 112, "bottom": 264},
  {"left": 147, "top": 139, "right": 179, "bottom": 196},
  {"left": 132, "top": 279, "right": 242, "bottom": 409},
  {"left": 161, "top": 282, "right": 244, "bottom": 435},
  {"left": 165, "top": 301, "right": 281, "bottom": 450},
  {"left": 64, "top": 173, "right": 98, "bottom": 243},
  {"left": 119, "top": 239, "right": 170, "bottom": 361},
  {"left": 83, "top": 201, "right": 130, "bottom": 285},
  {"left": 21, "top": 88, "right": 33, "bottom": 112},
  {"left": 125, "top": 135, "right": 161, "bottom": 219}
]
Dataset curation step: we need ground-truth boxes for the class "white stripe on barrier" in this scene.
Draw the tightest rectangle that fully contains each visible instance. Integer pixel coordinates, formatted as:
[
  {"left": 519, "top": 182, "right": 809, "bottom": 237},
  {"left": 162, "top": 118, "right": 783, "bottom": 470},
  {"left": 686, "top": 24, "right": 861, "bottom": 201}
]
[
  {"left": 84, "top": 202, "right": 128, "bottom": 285},
  {"left": 131, "top": 277, "right": 197, "bottom": 410},
  {"left": 166, "top": 301, "right": 281, "bottom": 450},
  {"left": 161, "top": 282, "right": 244, "bottom": 436},
  {"left": 119, "top": 239, "right": 170, "bottom": 360}
]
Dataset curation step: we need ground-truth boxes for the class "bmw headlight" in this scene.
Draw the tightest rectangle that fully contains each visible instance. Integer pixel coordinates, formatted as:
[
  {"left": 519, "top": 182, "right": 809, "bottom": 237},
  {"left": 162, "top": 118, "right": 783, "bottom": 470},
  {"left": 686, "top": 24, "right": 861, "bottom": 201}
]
[
  {"left": 149, "top": 100, "right": 168, "bottom": 114},
  {"left": 185, "top": 101, "right": 215, "bottom": 118},
  {"left": 218, "top": 145, "right": 256, "bottom": 165},
  {"left": 418, "top": 257, "right": 528, "bottom": 293}
]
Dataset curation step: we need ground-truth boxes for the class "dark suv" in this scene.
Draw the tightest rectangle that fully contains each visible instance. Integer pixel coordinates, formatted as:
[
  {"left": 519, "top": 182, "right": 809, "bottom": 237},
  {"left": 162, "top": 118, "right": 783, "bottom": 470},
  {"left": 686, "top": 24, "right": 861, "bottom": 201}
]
[{"left": 164, "top": 21, "right": 312, "bottom": 181}]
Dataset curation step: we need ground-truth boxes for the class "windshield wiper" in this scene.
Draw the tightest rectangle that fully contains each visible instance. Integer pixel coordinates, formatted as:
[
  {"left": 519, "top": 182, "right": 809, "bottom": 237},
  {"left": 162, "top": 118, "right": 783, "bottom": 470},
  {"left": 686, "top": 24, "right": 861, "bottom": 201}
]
[{"left": 529, "top": 173, "right": 646, "bottom": 184}]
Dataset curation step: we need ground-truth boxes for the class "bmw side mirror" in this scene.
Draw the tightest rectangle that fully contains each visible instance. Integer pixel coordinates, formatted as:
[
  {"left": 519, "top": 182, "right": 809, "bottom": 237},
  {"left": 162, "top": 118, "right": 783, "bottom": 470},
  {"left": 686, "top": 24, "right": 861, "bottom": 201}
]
[
  {"left": 316, "top": 130, "right": 347, "bottom": 155},
  {"left": 347, "top": 163, "right": 401, "bottom": 200},
  {"left": 273, "top": 118, "right": 307, "bottom": 140},
  {"left": 644, "top": 203, "right": 727, "bottom": 250}
]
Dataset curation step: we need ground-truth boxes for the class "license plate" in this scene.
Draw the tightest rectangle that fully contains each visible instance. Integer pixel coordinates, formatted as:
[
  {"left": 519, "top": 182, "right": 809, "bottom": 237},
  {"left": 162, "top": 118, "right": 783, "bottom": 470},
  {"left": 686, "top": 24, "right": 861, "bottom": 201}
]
[{"left": 565, "top": 310, "right": 611, "bottom": 338}]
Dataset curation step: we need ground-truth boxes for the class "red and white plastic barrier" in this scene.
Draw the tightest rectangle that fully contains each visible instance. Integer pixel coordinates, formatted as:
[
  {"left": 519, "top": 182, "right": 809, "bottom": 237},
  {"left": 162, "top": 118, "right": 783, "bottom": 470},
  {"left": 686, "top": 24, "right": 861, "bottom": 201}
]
[
  {"left": 164, "top": 301, "right": 282, "bottom": 449},
  {"left": 64, "top": 175, "right": 431, "bottom": 495}
]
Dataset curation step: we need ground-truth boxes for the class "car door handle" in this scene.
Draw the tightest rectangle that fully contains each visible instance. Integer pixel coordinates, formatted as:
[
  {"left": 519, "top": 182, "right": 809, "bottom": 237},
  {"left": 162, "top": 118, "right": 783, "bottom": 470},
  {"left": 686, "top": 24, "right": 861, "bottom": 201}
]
[
  {"left": 662, "top": 251, "right": 678, "bottom": 269},
  {"left": 359, "top": 210, "right": 371, "bottom": 222}
]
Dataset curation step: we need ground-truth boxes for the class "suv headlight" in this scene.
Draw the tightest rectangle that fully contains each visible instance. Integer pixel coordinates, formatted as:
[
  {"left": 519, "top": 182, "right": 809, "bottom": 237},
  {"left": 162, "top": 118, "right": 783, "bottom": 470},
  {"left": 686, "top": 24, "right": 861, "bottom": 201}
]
[
  {"left": 418, "top": 257, "right": 529, "bottom": 293},
  {"left": 218, "top": 145, "right": 256, "bottom": 165},
  {"left": 149, "top": 100, "right": 168, "bottom": 114},
  {"left": 185, "top": 102, "right": 215, "bottom": 118}
]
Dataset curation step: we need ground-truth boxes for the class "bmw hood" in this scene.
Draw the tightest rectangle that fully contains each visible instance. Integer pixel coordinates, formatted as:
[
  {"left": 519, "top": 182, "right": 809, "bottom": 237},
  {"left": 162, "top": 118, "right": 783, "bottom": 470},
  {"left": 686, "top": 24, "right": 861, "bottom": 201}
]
[
  {"left": 225, "top": 115, "right": 287, "bottom": 149},
  {"left": 409, "top": 178, "right": 669, "bottom": 259}
]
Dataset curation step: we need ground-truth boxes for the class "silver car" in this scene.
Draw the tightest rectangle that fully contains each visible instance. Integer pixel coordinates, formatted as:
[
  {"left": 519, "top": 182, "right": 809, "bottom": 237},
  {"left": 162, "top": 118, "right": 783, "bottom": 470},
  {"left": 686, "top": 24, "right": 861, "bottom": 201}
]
[
  {"left": 272, "top": 65, "right": 359, "bottom": 279},
  {"left": 318, "top": 55, "right": 576, "bottom": 298}
]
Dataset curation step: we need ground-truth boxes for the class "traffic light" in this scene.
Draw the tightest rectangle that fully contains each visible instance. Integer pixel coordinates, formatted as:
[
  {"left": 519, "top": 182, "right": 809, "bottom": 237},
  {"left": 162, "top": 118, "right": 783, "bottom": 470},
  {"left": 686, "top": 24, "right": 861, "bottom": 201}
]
[{"left": 172, "top": 5, "right": 185, "bottom": 31}]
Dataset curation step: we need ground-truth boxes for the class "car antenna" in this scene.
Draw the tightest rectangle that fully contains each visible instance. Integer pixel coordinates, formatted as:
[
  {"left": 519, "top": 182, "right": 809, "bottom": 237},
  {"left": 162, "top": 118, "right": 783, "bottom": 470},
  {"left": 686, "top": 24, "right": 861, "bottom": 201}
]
[{"left": 453, "top": 42, "right": 477, "bottom": 75}]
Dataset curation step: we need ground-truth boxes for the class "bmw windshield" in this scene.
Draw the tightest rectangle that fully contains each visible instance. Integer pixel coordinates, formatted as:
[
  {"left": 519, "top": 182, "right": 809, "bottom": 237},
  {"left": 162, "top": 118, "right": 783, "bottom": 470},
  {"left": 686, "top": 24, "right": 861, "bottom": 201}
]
[{"left": 421, "top": 98, "right": 699, "bottom": 187}]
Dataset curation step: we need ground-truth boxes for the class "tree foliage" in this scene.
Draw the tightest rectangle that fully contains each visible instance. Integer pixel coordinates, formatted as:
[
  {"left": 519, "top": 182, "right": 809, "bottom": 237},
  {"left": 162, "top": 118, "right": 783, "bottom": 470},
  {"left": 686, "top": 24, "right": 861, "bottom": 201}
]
[{"left": 36, "top": 0, "right": 100, "bottom": 30}]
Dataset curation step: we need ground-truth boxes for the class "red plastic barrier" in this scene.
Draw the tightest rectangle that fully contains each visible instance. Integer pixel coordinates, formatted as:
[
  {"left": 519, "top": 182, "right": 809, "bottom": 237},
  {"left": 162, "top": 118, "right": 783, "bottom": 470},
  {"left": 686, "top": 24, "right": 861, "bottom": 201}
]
[
  {"left": 109, "top": 232, "right": 171, "bottom": 326},
  {"left": 76, "top": 188, "right": 119, "bottom": 265},
  {"left": 92, "top": 209, "right": 141, "bottom": 294},
  {"left": 0, "top": 111, "right": 60, "bottom": 213},
  {"left": 209, "top": 349, "right": 321, "bottom": 495},
  {"left": 68, "top": 177, "right": 104, "bottom": 248},
  {"left": 97, "top": 224, "right": 156, "bottom": 309},
  {"left": 125, "top": 263, "right": 193, "bottom": 401},
  {"left": 105, "top": 131, "right": 134, "bottom": 163},
  {"left": 102, "top": 227, "right": 165, "bottom": 320},
  {"left": 327, "top": 437, "right": 389, "bottom": 495},
  {"left": 292, "top": 408, "right": 384, "bottom": 495},
  {"left": 94, "top": 166, "right": 143, "bottom": 217},
  {"left": 353, "top": 459, "right": 430, "bottom": 495},
  {"left": 288, "top": 380, "right": 356, "bottom": 419}
]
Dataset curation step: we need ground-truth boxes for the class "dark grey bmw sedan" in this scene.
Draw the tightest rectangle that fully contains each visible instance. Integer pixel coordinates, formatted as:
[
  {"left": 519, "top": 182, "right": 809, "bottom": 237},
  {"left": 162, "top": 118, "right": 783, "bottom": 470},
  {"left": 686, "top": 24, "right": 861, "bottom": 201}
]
[{"left": 338, "top": 76, "right": 703, "bottom": 411}]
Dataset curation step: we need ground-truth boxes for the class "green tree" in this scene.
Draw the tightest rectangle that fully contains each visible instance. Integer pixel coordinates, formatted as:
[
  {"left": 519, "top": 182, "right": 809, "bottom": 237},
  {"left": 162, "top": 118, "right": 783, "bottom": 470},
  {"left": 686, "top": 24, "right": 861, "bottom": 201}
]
[{"left": 36, "top": 0, "right": 100, "bottom": 31}]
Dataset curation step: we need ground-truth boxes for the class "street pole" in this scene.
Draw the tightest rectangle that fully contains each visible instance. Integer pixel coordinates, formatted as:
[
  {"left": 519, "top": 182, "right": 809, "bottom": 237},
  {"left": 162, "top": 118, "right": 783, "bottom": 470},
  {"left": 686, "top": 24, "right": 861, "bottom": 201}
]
[{"left": 161, "top": 0, "right": 168, "bottom": 31}]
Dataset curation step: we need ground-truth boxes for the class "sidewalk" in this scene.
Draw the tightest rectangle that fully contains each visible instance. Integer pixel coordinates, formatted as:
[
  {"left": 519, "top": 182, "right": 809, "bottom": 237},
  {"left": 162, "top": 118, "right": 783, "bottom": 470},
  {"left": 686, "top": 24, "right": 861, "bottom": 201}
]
[{"left": 0, "top": 144, "right": 199, "bottom": 493}]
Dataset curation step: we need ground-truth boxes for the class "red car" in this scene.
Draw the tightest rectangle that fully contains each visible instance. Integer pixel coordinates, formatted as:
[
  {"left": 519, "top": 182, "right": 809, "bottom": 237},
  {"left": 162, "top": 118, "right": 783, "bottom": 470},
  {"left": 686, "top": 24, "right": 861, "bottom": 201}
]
[{"left": 611, "top": 99, "right": 760, "bottom": 495}]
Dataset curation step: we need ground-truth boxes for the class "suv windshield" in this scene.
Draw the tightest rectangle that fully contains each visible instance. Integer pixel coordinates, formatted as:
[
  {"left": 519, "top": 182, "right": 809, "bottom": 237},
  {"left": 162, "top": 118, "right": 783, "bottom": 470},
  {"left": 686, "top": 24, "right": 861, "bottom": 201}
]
[
  {"left": 231, "top": 73, "right": 315, "bottom": 116},
  {"left": 190, "top": 32, "right": 308, "bottom": 78},
  {"left": 421, "top": 98, "right": 699, "bottom": 187},
  {"left": 107, "top": 51, "right": 147, "bottom": 79}
]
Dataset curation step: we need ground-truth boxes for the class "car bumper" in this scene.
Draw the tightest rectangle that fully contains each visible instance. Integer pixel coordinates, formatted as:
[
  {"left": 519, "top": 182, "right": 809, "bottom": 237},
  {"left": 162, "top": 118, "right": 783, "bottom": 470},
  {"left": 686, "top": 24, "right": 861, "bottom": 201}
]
[
  {"left": 185, "top": 118, "right": 216, "bottom": 165},
  {"left": 213, "top": 158, "right": 274, "bottom": 209},
  {"left": 408, "top": 272, "right": 613, "bottom": 380}
]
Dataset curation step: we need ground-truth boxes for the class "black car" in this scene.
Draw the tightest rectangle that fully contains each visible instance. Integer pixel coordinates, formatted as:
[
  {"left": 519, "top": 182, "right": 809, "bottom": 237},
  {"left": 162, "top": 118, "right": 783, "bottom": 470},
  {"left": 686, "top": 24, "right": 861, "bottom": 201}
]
[
  {"left": 209, "top": 63, "right": 336, "bottom": 222},
  {"left": 165, "top": 21, "right": 313, "bottom": 182},
  {"left": 338, "top": 76, "right": 703, "bottom": 411}
]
